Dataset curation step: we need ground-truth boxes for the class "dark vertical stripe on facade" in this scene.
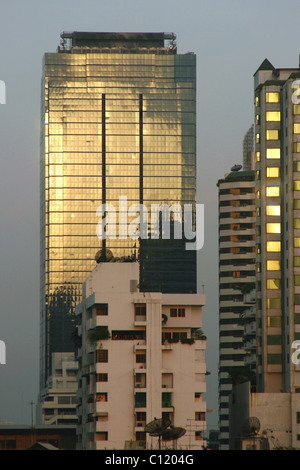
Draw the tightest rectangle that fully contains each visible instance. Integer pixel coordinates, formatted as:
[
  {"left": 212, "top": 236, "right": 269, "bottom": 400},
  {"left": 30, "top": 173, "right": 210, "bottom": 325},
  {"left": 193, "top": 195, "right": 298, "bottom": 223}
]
[
  {"left": 102, "top": 94, "right": 106, "bottom": 253},
  {"left": 139, "top": 94, "right": 143, "bottom": 205}
]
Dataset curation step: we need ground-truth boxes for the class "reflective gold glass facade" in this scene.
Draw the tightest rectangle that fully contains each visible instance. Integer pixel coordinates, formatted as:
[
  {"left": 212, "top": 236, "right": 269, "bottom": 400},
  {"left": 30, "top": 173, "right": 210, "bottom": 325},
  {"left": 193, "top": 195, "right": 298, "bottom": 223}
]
[{"left": 40, "top": 32, "right": 197, "bottom": 387}]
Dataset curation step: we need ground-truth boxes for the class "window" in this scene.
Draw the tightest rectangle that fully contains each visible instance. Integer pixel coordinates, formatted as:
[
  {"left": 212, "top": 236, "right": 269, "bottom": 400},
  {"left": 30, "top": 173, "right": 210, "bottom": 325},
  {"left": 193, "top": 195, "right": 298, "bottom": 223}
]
[
  {"left": 162, "top": 392, "right": 172, "bottom": 407},
  {"left": 266, "top": 205, "right": 280, "bottom": 216},
  {"left": 295, "top": 219, "right": 300, "bottom": 228},
  {"left": 135, "top": 304, "right": 146, "bottom": 317},
  {"left": 267, "top": 279, "right": 281, "bottom": 289},
  {"left": 266, "top": 223, "right": 281, "bottom": 234},
  {"left": 294, "top": 182, "right": 300, "bottom": 191},
  {"left": 266, "top": 186, "right": 280, "bottom": 197},
  {"left": 295, "top": 275, "right": 300, "bottom": 285},
  {"left": 256, "top": 133, "right": 260, "bottom": 143},
  {"left": 294, "top": 123, "right": 300, "bottom": 134},
  {"left": 96, "top": 349, "right": 108, "bottom": 363},
  {"left": 256, "top": 151, "right": 261, "bottom": 162},
  {"left": 195, "top": 412, "right": 205, "bottom": 421},
  {"left": 96, "top": 373, "right": 108, "bottom": 382},
  {"left": 266, "top": 148, "right": 280, "bottom": 159},
  {"left": 266, "top": 241, "right": 281, "bottom": 252},
  {"left": 195, "top": 392, "right": 202, "bottom": 402},
  {"left": 267, "top": 260, "right": 280, "bottom": 271},
  {"left": 170, "top": 307, "right": 185, "bottom": 318},
  {"left": 266, "top": 92, "right": 280, "bottom": 103},
  {"left": 266, "top": 130, "right": 279, "bottom": 140},
  {"left": 294, "top": 257, "right": 300, "bottom": 266},
  {"left": 266, "top": 167, "right": 280, "bottom": 178},
  {"left": 96, "top": 393, "right": 107, "bottom": 402},
  {"left": 267, "top": 354, "right": 282, "bottom": 364},
  {"left": 95, "top": 304, "right": 108, "bottom": 316},
  {"left": 294, "top": 143, "right": 300, "bottom": 153},
  {"left": 266, "top": 111, "right": 281, "bottom": 121},
  {"left": 266, "top": 298, "right": 281, "bottom": 309},
  {"left": 295, "top": 294, "right": 300, "bottom": 305},
  {"left": 267, "top": 316, "right": 281, "bottom": 326},
  {"left": 96, "top": 432, "right": 108, "bottom": 441},
  {"left": 136, "top": 352, "right": 146, "bottom": 363},
  {"left": 295, "top": 237, "right": 300, "bottom": 247},
  {"left": 267, "top": 335, "right": 281, "bottom": 345},
  {"left": 294, "top": 200, "right": 300, "bottom": 209},
  {"left": 294, "top": 162, "right": 300, "bottom": 172},
  {"left": 135, "top": 392, "right": 146, "bottom": 408}
]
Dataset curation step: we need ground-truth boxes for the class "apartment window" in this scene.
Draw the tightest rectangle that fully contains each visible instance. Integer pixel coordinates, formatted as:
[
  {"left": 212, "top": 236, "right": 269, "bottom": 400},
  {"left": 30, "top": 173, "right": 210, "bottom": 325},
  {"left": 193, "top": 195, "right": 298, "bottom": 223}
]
[
  {"left": 162, "top": 392, "right": 172, "bottom": 408},
  {"left": 266, "top": 205, "right": 280, "bottom": 216},
  {"left": 195, "top": 412, "right": 206, "bottom": 421},
  {"left": 266, "top": 167, "right": 280, "bottom": 178},
  {"left": 266, "top": 92, "right": 280, "bottom": 103},
  {"left": 267, "top": 335, "right": 281, "bottom": 345},
  {"left": 294, "top": 105, "right": 300, "bottom": 115},
  {"left": 266, "top": 148, "right": 280, "bottom": 159},
  {"left": 170, "top": 307, "right": 185, "bottom": 318},
  {"left": 294, "top": 124, "right": 300, "bottom": 134},
  {"left": 195, "top": 431, "right": 203, "bottom": 441},
  {"left": 267, "top": 354, "right": 282, "bottom": 365},
  {"left": 266, "top": 223, "right": 281, "bottom": 234},
  {"left": 266, "top": 298, "right": 281, "bottom": 309},
  {"left": 266, "top": 241, "right": 281, "bottom": 252},
  {"left": 256, "top": 133, "right": 260, "bottom": 143},
  {"left": 294, "top": 257, "right": 300, "bottom": 266},
  {"left": 136, "top": 352, "right": 146, "bottom": 363},
  {"left": 135, "top": 393, "right": 146, "bottom": 408},
  {"left": 135, "top": 304, "right": 146, "bottom": 317},
  {"left": 294, "top": 182, "right": 300, "bottom": 191},
  {"left": 256, "top": 151, "right": 261, "bottom": 162},
  {"left": 295, "top": 237, "right": 300, "bottom": 247},
  {"left": 96, "top": 393, "right": 107, "bottom": 402},
  {"left": 267, "top": 279, "right": 281, "bottom": 290},
  {"left": 294, "top": 143, "right": 300, "bottom": 153},
  {"left": 255, "top": 95, "right": 260, "bottom": 107},
  {"left": 267, "top": 260, "right": 280, "bottom": 271},
  {"left": 295, "top": 314, "right": 300, "bottom": 324},
  {"left": 295, "top": 275, "right": 300, "bottom": 285},
  {"left": 294, "top": 162, "right": 300, "bottom": 172},
  {"left": 96, "top": 349, "right": 108, "bottom": 363},
  {"left": 267, "top": 316, "right": 281, "bottom": 327},
  {"left": 96, "top": 373, "right": 108, "bottom": 382},
  {"left": 294, "top": 200, "right": 300, "bottom": 209},
  {"left": 295, "top": 294, "right": 300, "bottom": 305},
  {"left": 266, "top": 186, "right": 280, "bottom": 197},
  {"left": 266, "top": 130, "right": 279, "bottom": 140},
  {"left": 195, "top": 392, "right": 202, "bottom": 402},
  {"left": 96, "top": 432, "right": 108, "bottom": 441},
  {"left": 95, "top": 304, "right": 108, "bottom": 316},
  {"left": 266, "top": 111, "right": 281, "bottom": 121}
]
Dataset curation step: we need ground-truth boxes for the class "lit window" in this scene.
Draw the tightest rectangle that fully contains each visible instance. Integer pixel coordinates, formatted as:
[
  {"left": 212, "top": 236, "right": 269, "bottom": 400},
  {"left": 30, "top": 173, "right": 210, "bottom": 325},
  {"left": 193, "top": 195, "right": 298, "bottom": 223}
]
[
  {"left": 266, "top": 298, "right": 281, "bottom": 309},
  {"left": 294, "top": 105, "right": 300, "bottom": 115},
  {"left": 267, "top": 241, "right": 281, "bottom": 252},
  {"left": 256, "top": 133, "right": 260, "bottom": 143},
  {"left": 266, "top": 92, "right": 280, "bottom": 103},
  {"left": 266, "top": 167, "right": 280, "bottom": 177},
  {"left": 256, "top": 152, "right": 261, "bottom": 162},
  {"left": 266, "top": 130, "right": 279, "bottom": 140},
  {"left": 256, "top": 96, "right": 260, "bottom": 107},
  {"left": 266, "top": 148, "right": 280, "bottom": 159},
  {"left": 294, "top": 257, "right": 300, "bottom": 266},
  {"left": 266, "top": 111, "right": 281, "bottom": 121},
  {"left": 266, "top": 186, "right": 280, "bottom": 197},
  {"left": 294, "top": 123, "right": 300, "bottom": 134},
  {"left": 266, "top": 205, "right": 280, "bottom": 216},
  {"left": 294, "top": 162, "right": 300, "bottom": 172},
  {"left": 294, "top": 143, "right": 300, "bottom": 153},
  {"left": 294, "top": 200, "right": 300, "bottom": 209},
  {"left": 295, "top": 237, "right": 300, "bottom": 247},
  {"left": 267, "top": 260, "right": 280, "bottom": 270},
  {"left": 267, "top": 315, "right": 281, "bottom": 326},
  {"left": 294, "top": 181, "right": 300, "bottom": 191},
  {"left": 295, "top": 275, "right": 300, "bottom": 285},
  {"left": 267, "top": 279, "right": 281, "bottom": 289},
  {"left": 266, "top": 223, "right": 281, "bottom": 233}
]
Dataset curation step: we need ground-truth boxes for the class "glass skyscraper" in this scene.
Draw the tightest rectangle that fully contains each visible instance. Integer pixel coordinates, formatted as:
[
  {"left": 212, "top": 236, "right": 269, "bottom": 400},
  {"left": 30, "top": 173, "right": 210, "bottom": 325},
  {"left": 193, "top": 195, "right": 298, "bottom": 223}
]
[{"left": 40, "top": 32, "right": 197, "bottom": 389}]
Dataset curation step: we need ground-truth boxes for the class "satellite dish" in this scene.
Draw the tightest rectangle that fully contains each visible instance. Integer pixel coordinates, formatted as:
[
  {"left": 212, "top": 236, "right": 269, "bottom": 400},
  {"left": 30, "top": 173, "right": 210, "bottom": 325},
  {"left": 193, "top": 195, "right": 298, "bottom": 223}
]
[
  {"left": 231, "top": 164, "right": 242, "bottom": 172},
  {"left": 242, "top": 416, "right": 261, "bottom": 436},
  {"left": 161, "top": 426, "right": 186, "bottom": 441},
  {"left": 145, "top": 417, "right": 171, "bottom": 436}
]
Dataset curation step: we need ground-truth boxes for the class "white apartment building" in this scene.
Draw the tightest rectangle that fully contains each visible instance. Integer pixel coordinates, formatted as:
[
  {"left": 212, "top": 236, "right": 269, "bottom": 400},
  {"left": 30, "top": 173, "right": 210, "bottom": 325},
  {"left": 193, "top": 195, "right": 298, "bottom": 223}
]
[
  {"left": 36, "top": 352, "right": 78, "bottom": 426},
  {"left": 75, "top": 261, "right": 206, "bottom": 450}
]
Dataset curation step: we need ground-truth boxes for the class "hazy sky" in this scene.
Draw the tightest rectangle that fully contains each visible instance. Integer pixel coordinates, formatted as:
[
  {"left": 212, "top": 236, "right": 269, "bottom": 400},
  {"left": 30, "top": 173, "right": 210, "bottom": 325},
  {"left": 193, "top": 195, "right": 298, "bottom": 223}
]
[{"left": 1, "top": 0, "right": 300, "bottom": 428}]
